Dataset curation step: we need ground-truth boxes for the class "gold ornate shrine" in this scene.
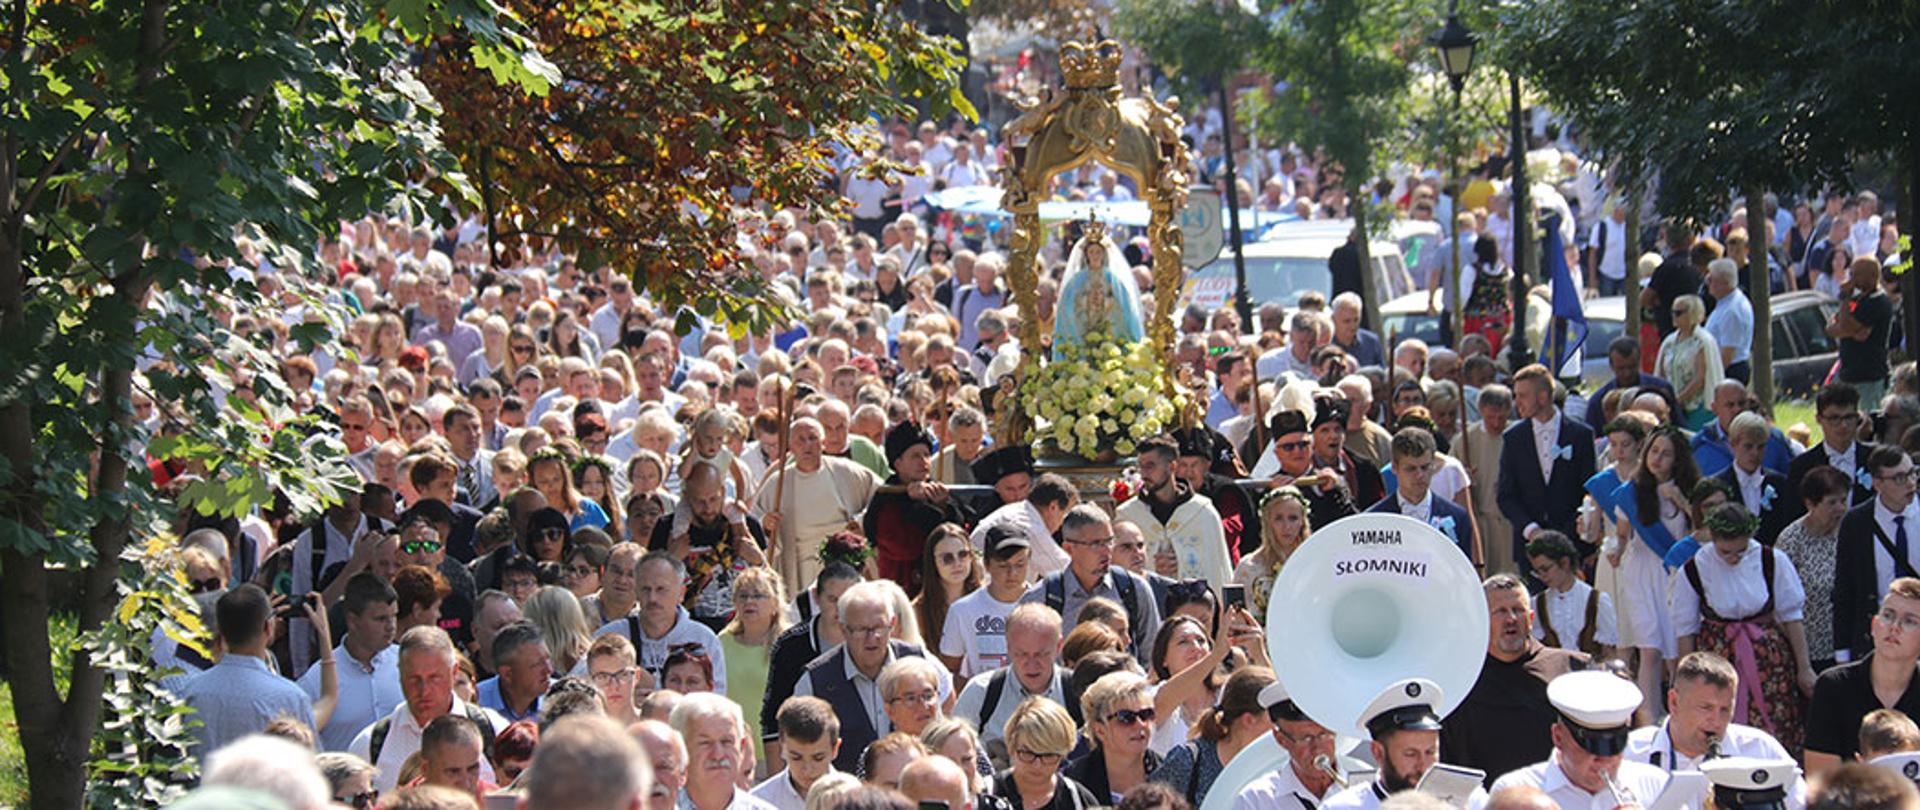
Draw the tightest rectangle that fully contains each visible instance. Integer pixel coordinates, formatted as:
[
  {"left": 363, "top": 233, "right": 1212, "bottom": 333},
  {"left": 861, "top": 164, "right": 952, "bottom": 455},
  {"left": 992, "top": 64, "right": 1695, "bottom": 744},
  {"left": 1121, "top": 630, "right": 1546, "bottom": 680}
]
[{"left": 996, "top": 37, "right": 1193, "bottom": 444}]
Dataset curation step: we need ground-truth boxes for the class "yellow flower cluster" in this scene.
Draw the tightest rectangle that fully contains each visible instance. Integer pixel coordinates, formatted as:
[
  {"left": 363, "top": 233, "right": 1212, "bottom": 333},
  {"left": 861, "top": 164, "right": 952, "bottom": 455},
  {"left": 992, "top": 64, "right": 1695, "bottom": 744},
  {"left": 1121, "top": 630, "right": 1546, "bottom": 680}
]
[{"left": 1020, "top": 332, "right": 1182, "bottom": 457}]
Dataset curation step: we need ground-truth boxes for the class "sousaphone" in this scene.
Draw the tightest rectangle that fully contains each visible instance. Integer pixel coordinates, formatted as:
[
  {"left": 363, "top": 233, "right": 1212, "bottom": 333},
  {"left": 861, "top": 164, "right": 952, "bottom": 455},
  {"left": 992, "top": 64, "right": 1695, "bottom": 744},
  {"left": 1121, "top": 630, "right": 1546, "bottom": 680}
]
[{"left": 1201, "top": 513, "right": 1488, "bottom": 810}]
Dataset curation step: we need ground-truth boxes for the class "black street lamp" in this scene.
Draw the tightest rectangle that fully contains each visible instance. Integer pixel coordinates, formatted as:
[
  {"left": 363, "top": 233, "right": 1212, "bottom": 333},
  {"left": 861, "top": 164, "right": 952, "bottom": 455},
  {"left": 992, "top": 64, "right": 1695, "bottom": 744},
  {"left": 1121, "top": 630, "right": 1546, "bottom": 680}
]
[{"left": 1431, "top": 10, "right": 1478, "bottom": 95}]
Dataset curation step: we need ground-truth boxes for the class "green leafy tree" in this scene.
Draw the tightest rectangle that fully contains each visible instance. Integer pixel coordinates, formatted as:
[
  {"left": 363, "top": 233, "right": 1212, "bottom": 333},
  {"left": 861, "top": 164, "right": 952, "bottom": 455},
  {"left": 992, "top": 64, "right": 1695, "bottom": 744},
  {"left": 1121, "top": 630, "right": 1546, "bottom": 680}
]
[
  {"left": 1501, "top": 0, "right": 1912, "bottom": 402},
  {"left": 418, "top": 0, "right": 973, "bottom": 338},
  {"left": 1252, "top": 0, "right": 1430, "bottom": 333},
  {"left": 0, "top": 1, "right": 548, "bottom": 806}
]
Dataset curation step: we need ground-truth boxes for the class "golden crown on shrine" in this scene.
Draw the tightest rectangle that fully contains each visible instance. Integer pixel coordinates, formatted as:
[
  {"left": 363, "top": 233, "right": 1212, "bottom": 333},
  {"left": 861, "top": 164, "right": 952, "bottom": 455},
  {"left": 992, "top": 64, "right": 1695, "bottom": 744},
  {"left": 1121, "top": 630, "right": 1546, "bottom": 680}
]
[{"left": 1060, "top": 39, "right": 1124, "bottom": 89}]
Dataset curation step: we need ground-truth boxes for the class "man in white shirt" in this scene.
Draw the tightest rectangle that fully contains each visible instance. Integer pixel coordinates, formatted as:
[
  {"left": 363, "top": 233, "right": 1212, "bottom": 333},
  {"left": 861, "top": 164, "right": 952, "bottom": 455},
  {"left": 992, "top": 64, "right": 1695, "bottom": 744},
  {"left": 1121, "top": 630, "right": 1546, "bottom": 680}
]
[
  {"left": 349, "top": 626, "right": 506, "bottom": 793},
  {"left": 1233, "top": 682, "right": 1345, "bottom": 810},
  {"left": 952, "top": 603, "right": 1071, "bottom": 759},
  {"left": 589, "top": 275, "right": 638, "bottom": 357},
  {"left": 1491, "top": 671, "right": 1668, "bottom": 810},
  {"left": 1587, "top": 203, "right": 1629, "bottom": 297},
  {"left": 1526, "top": 533, "right": 1618, "bottom": 659},
  {"left": 298, "top": 573, "right": 405, "bottom": 751},
  {"left": 673, "top": 693, "right": 778, "bottom": 810},
  {"left": 941, "top": 526, "right": 1033, "bottom": 677},
  {"left": 1625, "top": 653, "right": 1806, "bottom": 810},
  {"left": 750, "top": 697, "right": 841, "bottom": 810},
  {"left": 970, "top": 474, "right": 1076, "bottom": 579},
  {"left": 594, "top": 552, "right": 728, "bottom": 690}
]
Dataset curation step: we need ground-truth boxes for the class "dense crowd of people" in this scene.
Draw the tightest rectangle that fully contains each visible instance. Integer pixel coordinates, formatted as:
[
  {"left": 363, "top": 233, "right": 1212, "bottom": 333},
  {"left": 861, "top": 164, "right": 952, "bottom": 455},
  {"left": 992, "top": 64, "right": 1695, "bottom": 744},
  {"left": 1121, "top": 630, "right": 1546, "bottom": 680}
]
[{"left": 146, "top": 105, "right": 1920, "bottom": 810}]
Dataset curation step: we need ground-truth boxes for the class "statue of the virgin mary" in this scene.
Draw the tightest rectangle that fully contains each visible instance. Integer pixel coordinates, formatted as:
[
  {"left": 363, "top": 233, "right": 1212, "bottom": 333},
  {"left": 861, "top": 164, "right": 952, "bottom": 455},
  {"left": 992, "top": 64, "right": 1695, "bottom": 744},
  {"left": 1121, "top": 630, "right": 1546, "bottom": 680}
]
[{"left": 1052, "top": 223, "right": 1146, "bottom": 359}]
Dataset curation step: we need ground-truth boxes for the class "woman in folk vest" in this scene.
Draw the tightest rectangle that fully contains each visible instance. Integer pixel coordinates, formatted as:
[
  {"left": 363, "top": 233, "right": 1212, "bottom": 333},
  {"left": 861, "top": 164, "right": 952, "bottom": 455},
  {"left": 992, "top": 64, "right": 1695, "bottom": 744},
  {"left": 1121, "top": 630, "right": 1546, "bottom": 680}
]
[
  {"left": 1668, "top": 502, "right": 1815, "bottom": 758},
  {"left": 1526, "top": 531, "right": 1617, "bottom": 659}
]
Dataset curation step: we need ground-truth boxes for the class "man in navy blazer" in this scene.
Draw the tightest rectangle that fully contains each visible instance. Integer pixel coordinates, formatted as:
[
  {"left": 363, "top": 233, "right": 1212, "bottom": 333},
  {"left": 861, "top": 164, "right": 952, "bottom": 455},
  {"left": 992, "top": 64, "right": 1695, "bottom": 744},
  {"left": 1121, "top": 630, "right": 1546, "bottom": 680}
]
[
  {"left": 1786, "top": 381, "right": 1878, "bottom": 509},
  {"left": 1710, "top": 411, "right": 1801, "bottom": 546},
  {"left": 1368, "top": 425, "right": 1478, "bottom": 561},
  {"left": 1496, "top": 364, "right": 1598, "bottom": 570}
]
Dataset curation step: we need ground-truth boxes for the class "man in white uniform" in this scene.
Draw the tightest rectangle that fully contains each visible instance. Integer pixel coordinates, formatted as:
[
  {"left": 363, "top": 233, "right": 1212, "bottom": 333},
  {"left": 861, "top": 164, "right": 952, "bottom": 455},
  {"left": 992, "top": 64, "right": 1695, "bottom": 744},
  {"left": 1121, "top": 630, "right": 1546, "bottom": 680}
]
[
  {"left": 1324, "top": 679, "right": 1489, "bottom": 810},
  {"left": 1491, "top": 671, "right": 1670, "bottom": 810},
  {"left": 1234, "top": 682, "right": 1345, "bottom": 810},
  {"left": 1625, "top": 652, "right": 1806, "bottom": 810}
]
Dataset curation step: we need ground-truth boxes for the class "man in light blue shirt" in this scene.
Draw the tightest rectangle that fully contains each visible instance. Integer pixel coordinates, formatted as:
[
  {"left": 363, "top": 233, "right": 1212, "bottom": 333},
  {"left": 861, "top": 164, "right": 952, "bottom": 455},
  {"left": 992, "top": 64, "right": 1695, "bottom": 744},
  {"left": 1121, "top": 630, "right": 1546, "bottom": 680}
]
[
  {"left": 180, "top": 584, "right": 314, "bottom": 760},
  {"left": 298, "top": 573, "right": 404, "bottom": 751},
  {"left": 1704, "top": 258, "right": 1754, "bottom": 384}
]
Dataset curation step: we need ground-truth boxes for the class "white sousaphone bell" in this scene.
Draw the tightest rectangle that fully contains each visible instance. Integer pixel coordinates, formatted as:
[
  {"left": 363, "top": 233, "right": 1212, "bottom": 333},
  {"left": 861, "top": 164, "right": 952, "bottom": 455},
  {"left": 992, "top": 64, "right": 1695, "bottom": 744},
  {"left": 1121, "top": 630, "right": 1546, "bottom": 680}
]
[{"left": 1201, "top": 513, "right": 1489, "bottom": 810}]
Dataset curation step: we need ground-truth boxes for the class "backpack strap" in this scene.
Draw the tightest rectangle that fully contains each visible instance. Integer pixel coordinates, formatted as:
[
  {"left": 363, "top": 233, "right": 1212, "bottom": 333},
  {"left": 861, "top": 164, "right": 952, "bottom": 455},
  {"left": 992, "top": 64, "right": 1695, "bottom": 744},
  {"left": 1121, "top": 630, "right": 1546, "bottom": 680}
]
[
  {"left": 370, "top": 716, "right": 392, "bottom": 766},
  {"left": 464, "top": 703, "right": 496, "bottom": 761},
  {"left": 1044, "top": 576, "right": 1065, "bottom": 616},
  {"left": 979, "top": 668, "right": 1010, "bottom": 732}
]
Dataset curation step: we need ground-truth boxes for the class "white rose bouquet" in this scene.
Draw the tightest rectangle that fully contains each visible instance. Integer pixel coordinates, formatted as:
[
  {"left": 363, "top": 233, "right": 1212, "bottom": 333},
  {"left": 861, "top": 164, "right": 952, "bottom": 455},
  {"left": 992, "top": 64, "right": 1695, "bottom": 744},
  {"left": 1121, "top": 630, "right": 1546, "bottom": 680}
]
[{"left": 1020, "top": 331, "right": 1182, "bottom": 459}]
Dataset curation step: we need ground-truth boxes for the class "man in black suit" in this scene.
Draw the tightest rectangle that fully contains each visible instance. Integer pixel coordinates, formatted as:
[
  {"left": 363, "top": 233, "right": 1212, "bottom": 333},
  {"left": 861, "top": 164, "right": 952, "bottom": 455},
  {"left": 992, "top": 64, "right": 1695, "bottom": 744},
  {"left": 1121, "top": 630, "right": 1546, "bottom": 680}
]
[
  {"left": 1496, "top": 364, "right": 1598, "bottom": 571},
  {"left": 1833, "top": 445, "right": 1920, "bottom": 662},
  {"left": 1368, "top": 426, "right": 1478, "bottom": 562},
  {"left": 1712, "top": 411, "right": 1801, "bottom": 546},
  {"left": 1788, "top": 382, "right": 1877, "bottom": 509}
]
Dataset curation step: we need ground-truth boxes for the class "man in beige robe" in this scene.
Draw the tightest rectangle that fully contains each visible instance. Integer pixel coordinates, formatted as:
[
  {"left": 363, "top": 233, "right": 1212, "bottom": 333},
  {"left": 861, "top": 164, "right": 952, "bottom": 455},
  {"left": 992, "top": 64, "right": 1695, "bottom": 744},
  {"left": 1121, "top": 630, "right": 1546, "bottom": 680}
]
[
  {"left": 1464, "top": 384, "right": 1515, "bottom": 577},
  {"left": 756, "top": 417, "right": 880, "bottom": 595}
]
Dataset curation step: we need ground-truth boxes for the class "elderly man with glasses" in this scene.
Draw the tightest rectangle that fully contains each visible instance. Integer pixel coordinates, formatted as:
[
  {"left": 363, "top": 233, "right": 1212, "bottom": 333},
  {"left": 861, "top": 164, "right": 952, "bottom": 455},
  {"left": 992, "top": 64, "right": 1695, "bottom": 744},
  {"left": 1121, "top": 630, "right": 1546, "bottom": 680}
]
[{"left": 792, "top": 580, "right": 952, "bottom": 774}]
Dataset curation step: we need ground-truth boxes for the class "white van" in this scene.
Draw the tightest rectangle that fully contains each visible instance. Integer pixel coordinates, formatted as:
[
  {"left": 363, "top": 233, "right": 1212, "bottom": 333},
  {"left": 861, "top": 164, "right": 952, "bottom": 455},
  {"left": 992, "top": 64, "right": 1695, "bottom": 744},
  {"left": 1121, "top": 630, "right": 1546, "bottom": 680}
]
[{"left": 1176, "top": 219, "right": 1435, "bottom": 315}]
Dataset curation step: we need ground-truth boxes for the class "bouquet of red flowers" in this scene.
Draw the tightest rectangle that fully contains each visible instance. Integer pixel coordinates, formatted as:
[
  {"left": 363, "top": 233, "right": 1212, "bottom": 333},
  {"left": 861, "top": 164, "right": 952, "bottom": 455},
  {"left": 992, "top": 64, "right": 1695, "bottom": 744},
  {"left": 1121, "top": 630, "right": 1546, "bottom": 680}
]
[{"left": 819, "top": 527, "right": 873, "bottom": 570}]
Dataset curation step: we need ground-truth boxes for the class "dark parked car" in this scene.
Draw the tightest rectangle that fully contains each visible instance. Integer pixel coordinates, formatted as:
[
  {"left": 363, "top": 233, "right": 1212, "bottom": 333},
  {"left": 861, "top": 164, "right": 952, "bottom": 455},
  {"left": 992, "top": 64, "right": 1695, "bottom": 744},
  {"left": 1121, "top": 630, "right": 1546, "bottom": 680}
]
[{"left": 1379, "top": 290, "right": 1840, "bottom": 396}]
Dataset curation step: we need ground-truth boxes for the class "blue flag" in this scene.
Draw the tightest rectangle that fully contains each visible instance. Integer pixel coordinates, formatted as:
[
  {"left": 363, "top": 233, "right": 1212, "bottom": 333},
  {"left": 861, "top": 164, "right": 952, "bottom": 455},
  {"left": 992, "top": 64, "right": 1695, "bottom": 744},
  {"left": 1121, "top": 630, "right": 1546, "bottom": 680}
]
[{"left": 1539, "top": 213, "right": 1588, "bottom": 376}]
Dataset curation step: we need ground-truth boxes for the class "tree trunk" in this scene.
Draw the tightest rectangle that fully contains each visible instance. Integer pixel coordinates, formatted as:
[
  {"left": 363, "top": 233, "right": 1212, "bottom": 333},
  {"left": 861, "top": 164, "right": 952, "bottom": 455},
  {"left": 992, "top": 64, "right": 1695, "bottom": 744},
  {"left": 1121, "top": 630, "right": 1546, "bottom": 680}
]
[
  {"left": 1905, "top": 122, "right": 1920, "bottom": 363},
  {"left": 1624, "top": 192, "right": 1642, "bottom": 338},
  {"left": 1355, "top": 195, "right": 1381, "bottom": 335},
  {"left": 3, "top": 0, "right": 169, "bottom": 805},
  {"left": 1747, "top": 184, "right": 1774, "bottom": 404}
]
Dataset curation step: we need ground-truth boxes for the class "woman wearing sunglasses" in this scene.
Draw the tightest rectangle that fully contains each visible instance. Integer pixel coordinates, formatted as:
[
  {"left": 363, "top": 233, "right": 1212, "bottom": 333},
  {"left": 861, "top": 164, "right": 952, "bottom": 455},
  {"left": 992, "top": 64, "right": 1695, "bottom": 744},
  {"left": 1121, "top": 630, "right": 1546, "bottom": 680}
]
[
  {"left": 993, "top": 697, "right": 1100, "bottom": 810},
  {"left": 317, "top": 752, "right": 379, "bottom": 809},
  {"left": 1066, "top": 671, "right": 1160, "bottom": 804}
]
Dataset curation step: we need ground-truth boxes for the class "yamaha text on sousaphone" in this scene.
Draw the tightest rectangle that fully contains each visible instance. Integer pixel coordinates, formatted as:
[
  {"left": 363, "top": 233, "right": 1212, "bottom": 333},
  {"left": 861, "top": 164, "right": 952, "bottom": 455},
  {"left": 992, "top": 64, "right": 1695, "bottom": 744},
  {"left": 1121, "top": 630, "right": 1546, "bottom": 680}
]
[{"left": 1201, "top": 513, "right": 1488, "bottom": 810}]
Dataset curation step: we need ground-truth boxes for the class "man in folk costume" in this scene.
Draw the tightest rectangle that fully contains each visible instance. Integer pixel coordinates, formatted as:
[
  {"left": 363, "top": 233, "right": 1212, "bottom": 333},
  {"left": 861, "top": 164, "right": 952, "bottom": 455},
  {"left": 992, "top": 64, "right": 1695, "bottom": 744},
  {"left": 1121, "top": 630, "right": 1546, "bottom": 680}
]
[
  {"left": 1116, "top": 435, "right": 1232, "bottom": 589},
  {"left": 971, "top": 444, "right": 1035, "bottom": 514},
  {"left": 1171, "top": 426, "right": 1258, "bottom": 561},
  {"left": 1310, "top": 395, "right": 1386, "bottom": 511},
  {"left": 756, "top": 417, "right": 880, "bottom": 596},
  {"left": 865, "top": 421, "right": 969, "bottom": 594},
  {"left": 1264, "top": 409, "right": 1359, "bottom": 533}
]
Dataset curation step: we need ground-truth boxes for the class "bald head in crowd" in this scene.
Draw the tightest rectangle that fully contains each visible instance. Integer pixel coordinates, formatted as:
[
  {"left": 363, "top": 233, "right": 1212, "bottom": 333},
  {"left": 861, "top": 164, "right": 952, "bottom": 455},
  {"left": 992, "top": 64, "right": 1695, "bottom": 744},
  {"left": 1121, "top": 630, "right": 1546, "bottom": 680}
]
[
  {"left": 520, "top": 715, "right": 652, "bottom": 810},
  {"left": 899, "top": 754, "right": 973, "bottom": 810},
  {"left": 1484, "top": 786, "right": 1558, "bottom": 810}
]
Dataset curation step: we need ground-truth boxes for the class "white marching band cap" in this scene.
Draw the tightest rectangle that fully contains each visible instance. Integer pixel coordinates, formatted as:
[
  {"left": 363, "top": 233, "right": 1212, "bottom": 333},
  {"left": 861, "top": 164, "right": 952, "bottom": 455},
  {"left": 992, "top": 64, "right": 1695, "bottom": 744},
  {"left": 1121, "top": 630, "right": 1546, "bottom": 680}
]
[
  {"left": 1871, "top": 751, "right": 1920, "bottom": 783},
  {"left": 1358, "top": 678, "right": 1445, "bottom": 737},
  {"left": 1547, "top": 671, "right": 1640, "bottom": 729},
  {"left": 1547, "top": 670, "right": 1641, "bottom": 756},
  {"left": 1259, "top": 681, "right": 1292, "bottom": 709},
  {"left": 1702, "top": 757, "right": 1797, "bottom": 808}
]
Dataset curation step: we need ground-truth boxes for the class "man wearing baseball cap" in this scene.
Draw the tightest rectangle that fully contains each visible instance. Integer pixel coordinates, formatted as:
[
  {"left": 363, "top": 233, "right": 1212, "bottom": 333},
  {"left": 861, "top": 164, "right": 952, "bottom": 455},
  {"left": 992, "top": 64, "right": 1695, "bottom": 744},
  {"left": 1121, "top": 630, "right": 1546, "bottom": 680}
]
[
  {"left": 938, "top": 525, "right": 1033, "bottom": 678},
  {"left": 1491, "top": 670, "right": 1669, "bottom": 809}
]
